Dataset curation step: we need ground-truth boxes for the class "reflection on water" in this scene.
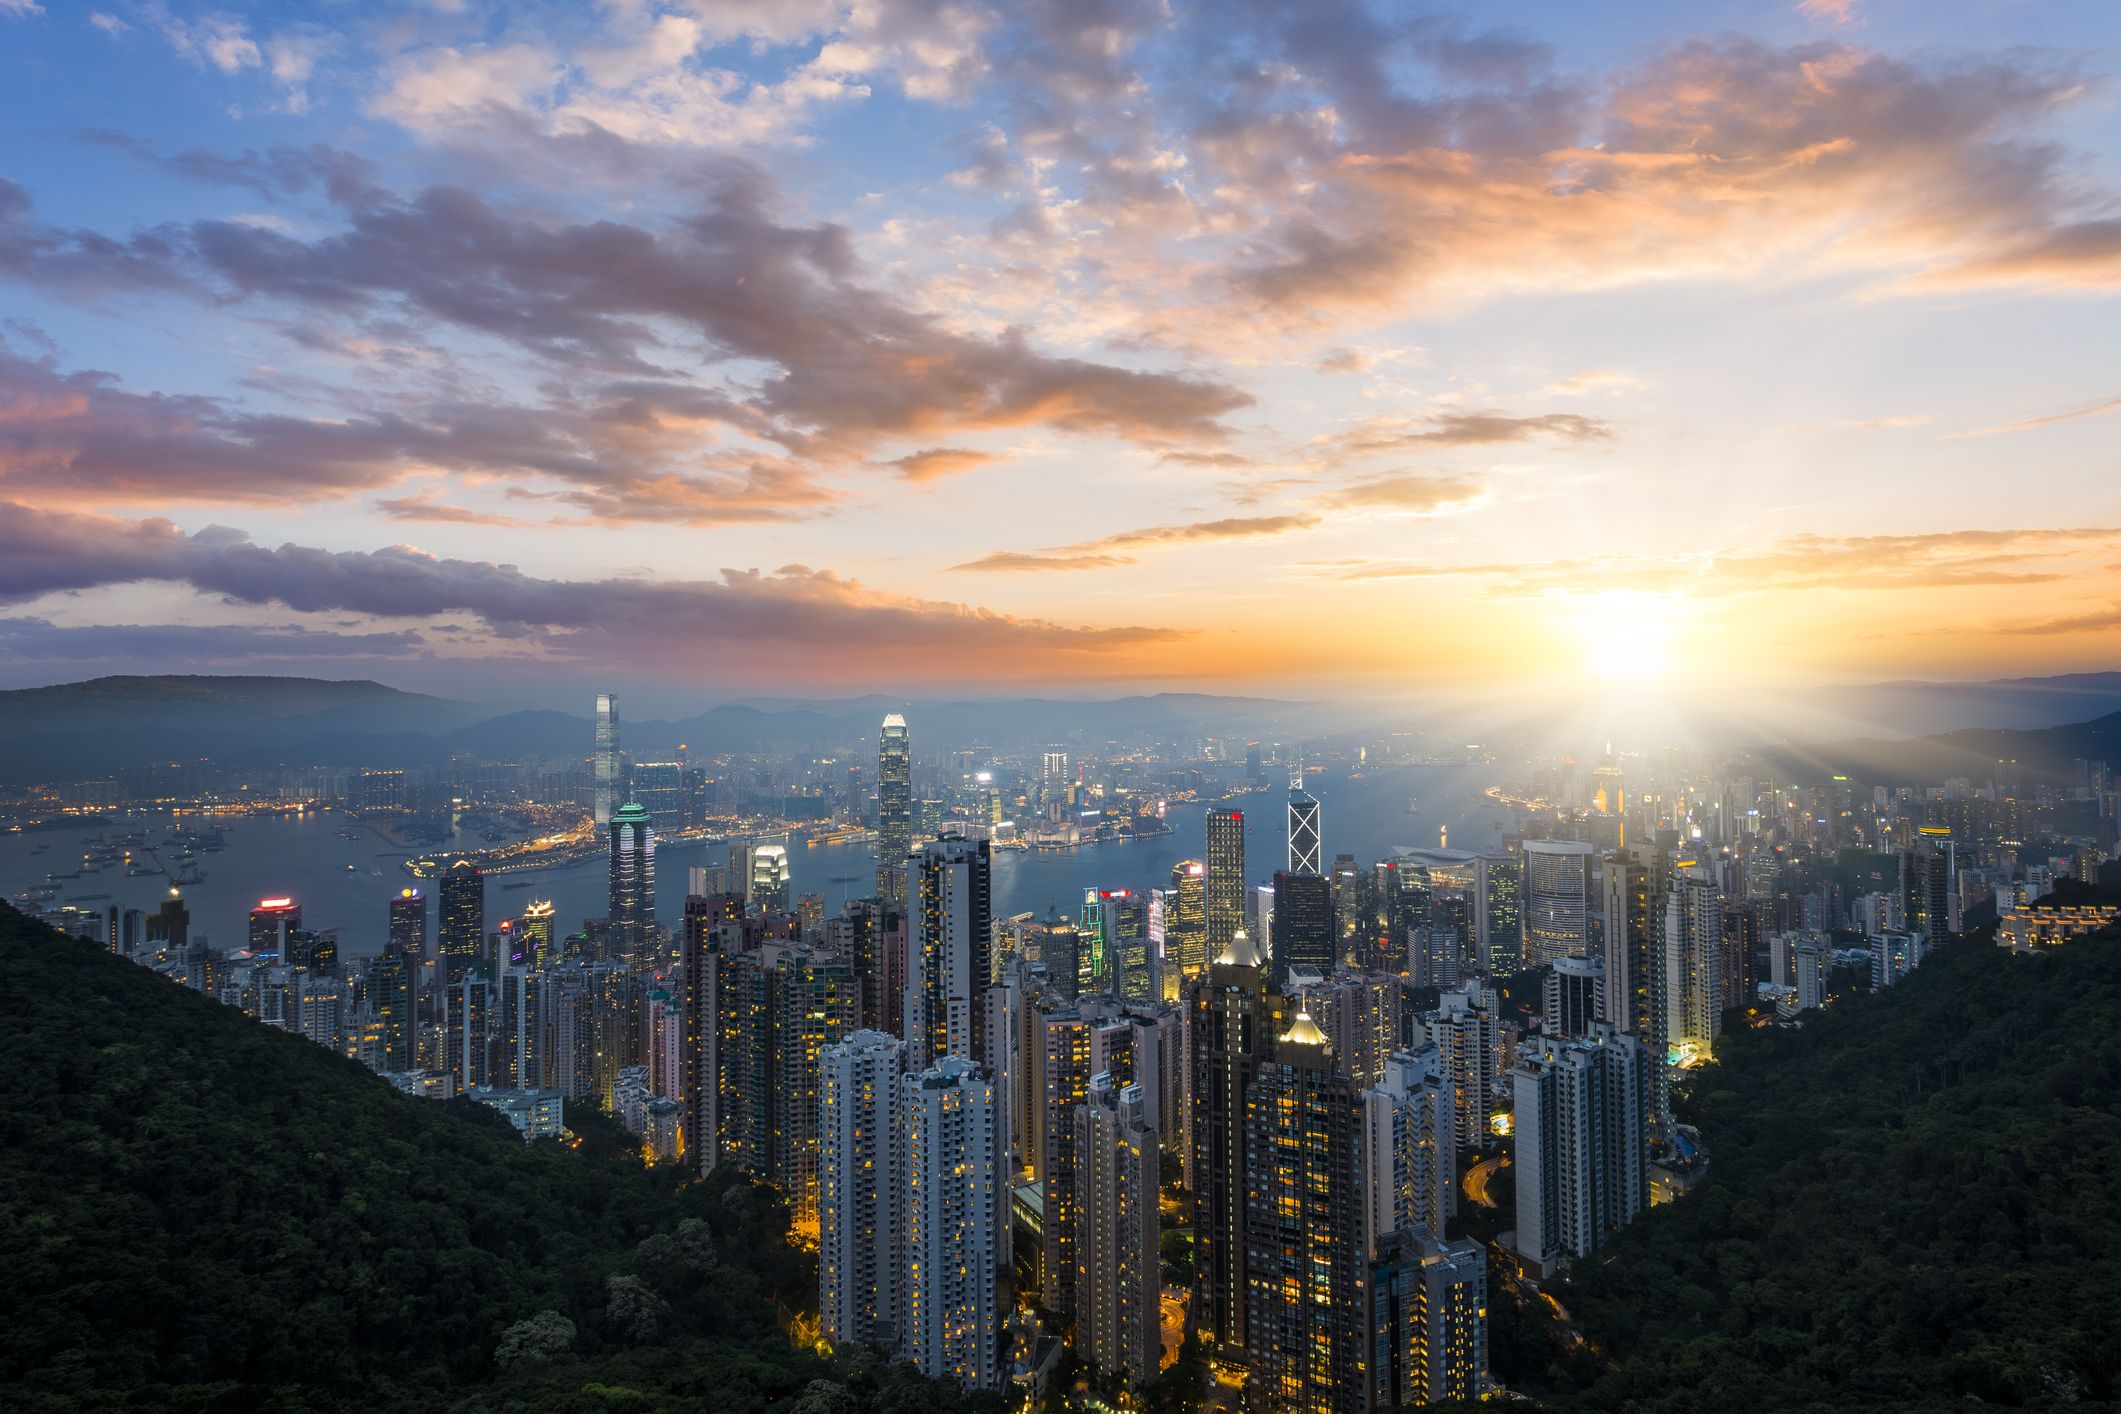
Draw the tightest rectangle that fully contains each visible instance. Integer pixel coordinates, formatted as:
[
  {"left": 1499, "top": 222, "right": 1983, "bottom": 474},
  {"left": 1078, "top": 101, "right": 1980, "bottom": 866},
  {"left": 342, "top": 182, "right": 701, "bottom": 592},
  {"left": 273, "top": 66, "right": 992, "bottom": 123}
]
[{"left": 1, "top": 763, "right": 1507, "bottom": 961}]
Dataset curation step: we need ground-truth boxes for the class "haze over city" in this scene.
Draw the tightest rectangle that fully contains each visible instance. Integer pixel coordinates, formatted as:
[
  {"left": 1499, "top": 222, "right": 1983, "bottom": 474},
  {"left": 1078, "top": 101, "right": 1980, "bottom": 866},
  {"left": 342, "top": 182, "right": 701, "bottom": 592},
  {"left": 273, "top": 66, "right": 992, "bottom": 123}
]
[{"left": 3, "top": 0, "right": 2118, "bottom": 713}]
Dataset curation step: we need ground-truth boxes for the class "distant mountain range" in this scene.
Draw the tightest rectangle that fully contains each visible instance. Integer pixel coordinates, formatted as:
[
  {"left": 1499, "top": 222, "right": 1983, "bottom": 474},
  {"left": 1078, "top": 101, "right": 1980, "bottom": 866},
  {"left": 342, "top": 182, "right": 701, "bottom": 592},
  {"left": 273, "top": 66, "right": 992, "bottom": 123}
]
[{"left": 2, "top": 671, "right": 2118, "bottom": 787}]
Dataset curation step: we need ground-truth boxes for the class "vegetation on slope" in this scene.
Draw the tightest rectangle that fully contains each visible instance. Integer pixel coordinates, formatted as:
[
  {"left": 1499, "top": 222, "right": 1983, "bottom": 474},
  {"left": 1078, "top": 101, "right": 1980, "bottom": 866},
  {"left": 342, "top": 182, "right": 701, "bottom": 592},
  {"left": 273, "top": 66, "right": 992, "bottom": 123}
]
[
  {"left": 0, "top": 905, "right": 972, "bottom": 1414},
  {"left": 1533, "top": 924, "right": 2121, "bottom": 1414}
]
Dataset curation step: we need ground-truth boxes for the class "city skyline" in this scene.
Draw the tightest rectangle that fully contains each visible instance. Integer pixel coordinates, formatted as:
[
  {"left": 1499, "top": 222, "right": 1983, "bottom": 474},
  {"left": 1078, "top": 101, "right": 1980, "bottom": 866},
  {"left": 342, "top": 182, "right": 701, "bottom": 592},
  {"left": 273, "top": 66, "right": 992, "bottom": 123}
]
[{"left": 2, "top": 1, "right": 2119, "bottom": 706}]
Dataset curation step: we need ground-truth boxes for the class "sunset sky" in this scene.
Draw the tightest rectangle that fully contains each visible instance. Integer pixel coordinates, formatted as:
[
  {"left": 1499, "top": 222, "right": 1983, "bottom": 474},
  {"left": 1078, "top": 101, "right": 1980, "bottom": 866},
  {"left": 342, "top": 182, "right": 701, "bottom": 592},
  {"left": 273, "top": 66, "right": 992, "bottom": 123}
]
[{"left": 2, "top": 0, "right": 2118, "bottom": 709}]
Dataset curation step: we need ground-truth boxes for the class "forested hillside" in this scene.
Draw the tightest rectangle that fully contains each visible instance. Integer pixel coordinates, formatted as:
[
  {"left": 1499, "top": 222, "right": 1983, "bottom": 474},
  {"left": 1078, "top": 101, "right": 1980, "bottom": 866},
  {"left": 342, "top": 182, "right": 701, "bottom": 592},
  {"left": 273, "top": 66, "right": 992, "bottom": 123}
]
[
  {"left": 0, "top": 906, "right": 973, "bottom": 1414},
  {"left": 1536, "top": 924, "right": 2121, "bottom": 1414}
]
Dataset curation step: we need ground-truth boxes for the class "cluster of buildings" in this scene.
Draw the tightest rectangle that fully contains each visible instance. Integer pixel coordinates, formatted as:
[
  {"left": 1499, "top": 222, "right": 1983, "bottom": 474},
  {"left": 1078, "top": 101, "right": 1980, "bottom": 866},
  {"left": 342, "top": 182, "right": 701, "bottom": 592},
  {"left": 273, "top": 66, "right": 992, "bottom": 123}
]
[{"left": 34, "top": 699, "right": 2121, "bottom": 1411}]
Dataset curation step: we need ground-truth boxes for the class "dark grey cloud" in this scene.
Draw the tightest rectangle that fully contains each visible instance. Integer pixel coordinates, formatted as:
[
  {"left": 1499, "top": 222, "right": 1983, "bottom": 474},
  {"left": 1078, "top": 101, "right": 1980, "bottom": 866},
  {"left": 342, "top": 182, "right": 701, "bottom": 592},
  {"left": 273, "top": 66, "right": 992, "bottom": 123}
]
[{"left": 0, "top": 617, "right": 424, "bottom": 661}]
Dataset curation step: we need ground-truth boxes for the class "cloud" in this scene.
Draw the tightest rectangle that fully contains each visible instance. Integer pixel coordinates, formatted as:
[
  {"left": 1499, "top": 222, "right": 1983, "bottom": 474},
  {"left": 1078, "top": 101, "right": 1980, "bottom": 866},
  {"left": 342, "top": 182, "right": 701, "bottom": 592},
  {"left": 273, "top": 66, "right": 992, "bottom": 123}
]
[
  {"left": 2, "top": 1, "right": 46, "bottom": 19},
  {"left": 0, "top": 503, "right": 1185, "bottom": 673},
  {"left": 373, "top": 492, "right": 538, "bottom": 527},
  {"left": 1796, "top": 0, "right": 1860, "bottom": 24},
  {"left": 0, "top": 617, "right": 423, "bottom": 662},
  {"left": 882, "top": 447, "right": 1004, "bottom": 482},
  {"left": 951, "top": 512, "right": 1321, "bottom": 572},
  {"left": 2005, "top": 604, "right": 2121, "bottom": 637},
  {"left": 1322, "top": 410, "right": 1613, "bottom": 462},
  {"left": 1316, "top": 473, "right": 1489, "bottom": 514},
  {"left": 0, "top": 345, "right": 838, "bottom": 523},
  {"left": 1542, "top": 369, "right": 1646, "bottom": 396},
  {"left": 1957, "top": 392, "right": 2121, "bottom": 439},
  {"left": 1312, "top": 527, "right": 2121, "bottom": 595},
  {"left": 1917, "top": 219, "right": 2121, "bottom": 291}
]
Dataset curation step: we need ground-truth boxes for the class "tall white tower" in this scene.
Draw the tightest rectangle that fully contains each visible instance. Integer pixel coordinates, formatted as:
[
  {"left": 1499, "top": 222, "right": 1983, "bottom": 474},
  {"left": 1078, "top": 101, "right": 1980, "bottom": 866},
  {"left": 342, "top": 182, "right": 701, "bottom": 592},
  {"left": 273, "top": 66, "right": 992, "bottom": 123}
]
[
  {"left": 819, "top": 1030, "right": 907, "bottom": 1352},
  {"left": 902, "top": 1056, "right": 1002, "bottom": 1391}
]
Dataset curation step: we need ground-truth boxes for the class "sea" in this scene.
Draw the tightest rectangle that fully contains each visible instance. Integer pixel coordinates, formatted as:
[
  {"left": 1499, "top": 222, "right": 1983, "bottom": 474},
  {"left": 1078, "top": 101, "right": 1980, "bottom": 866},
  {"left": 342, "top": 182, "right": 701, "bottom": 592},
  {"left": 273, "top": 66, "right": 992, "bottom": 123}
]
[{"left": 2, "top": 762, "right": 1509, "bottom": 961}]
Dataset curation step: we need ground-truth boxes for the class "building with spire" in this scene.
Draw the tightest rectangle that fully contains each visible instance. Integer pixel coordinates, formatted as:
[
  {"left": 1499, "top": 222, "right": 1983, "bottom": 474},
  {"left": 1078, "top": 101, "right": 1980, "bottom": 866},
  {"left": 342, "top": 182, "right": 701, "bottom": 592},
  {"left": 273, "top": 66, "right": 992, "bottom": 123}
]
[
  {"left": 608, "top": 802, "right": 656, "bottom": 956},
  {"left": 594, "top": 691, "right": 620, "bottom": 827},
  {"left": 877, "top": 714, "right": 912, "bottom": 909},
  {"left": 1188, "top": 925, "right": 1280, "bottom": 1357},
  {"left": 1205, "top": 808, "right": 1247, "bottom": 962}
]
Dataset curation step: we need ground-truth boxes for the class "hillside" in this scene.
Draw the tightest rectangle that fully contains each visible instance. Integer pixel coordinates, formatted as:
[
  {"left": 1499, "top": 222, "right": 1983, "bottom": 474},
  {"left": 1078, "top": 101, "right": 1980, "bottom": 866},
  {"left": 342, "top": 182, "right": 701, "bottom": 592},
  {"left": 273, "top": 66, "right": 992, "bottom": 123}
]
[
  {"left": 0, "top": 905, "right": 972, "bottom": 1414},
  {"left": 1529, "top": 925, "right": 2121, "bottom": 1413},
  {"left": 1757, "top": 706, "right": 2121, "bottom": 788}
]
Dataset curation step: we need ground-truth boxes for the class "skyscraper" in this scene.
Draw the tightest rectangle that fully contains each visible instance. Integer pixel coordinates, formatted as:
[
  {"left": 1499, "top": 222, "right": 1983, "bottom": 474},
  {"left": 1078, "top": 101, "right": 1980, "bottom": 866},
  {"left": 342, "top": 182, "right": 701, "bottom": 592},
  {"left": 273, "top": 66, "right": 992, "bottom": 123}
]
[
  {"left": 1366, "top": 1231, "right": 1489, "bottom": 1408},
  {"left": 1205, "top": 808, "right": 1246, "bottom": 961},
  {"left": 1522, "top": 839, "right": 1593, "bottom": 969},
  {"left": 1271, "top": 870, "right": 1335, "bottom": 982},
  {"left": 594, "top": 691, "right": 621, "bottom": 827},
  {"left": 820, "top": 1029, "right": 907, "bottom": 1351},
  {"left": 1073, "top": 1074, "right": 1161, "bottom": 1389},
  {"left": 608, "top": 802, "right": 656, "bottom": 955},
  {"left": 1544, "top": 954, "right": 1605, "bottom": 1039},
  {"left": 388, "top": 888, "right": 427, "bottom": 959},
  {"left": 248, "top": 897, "right": 301, "bottom": 961},
  {"left": 877, "top": 714, "right": 912, "bottom": 909},
  {"left": 1287, "top": 779, "right": 1322, "bottom": 876},
  {"left": 1244, "top": 1011, "right": 1369, "bottom": 1414},
  {"left": 438, "top": 859, "right": 485, "bottom": 983},
  {"left": 902, "top": 1056, "right": 1002, "bottom": 1392},
  {"left": 631, "top": 760, "right": 684, "bottom": 831},
  {"left": 1160, "top": 860, "right": 1207, "bottom": 1001},
  {"left": 1475, "top": 853, "right": 1522, "bottom": 974},
  {"left": 1662, "top": 859, "right": 1722, "bottom": 1059},
  {"left": 750, "top": 842, "right": 791, "bottom": 914},
  {"left": 905, "top": 836, "right": 992, "bottom": 1069},
  {"left": 1600, "top": 847, "right": 1659, "bottom": 1040},
  {"left": 1190, "top": 925, "right": 1276, "bottom": 1354},
  {"left": 1510, "top": 1023, "right": 1652, "bottom": 1276}
]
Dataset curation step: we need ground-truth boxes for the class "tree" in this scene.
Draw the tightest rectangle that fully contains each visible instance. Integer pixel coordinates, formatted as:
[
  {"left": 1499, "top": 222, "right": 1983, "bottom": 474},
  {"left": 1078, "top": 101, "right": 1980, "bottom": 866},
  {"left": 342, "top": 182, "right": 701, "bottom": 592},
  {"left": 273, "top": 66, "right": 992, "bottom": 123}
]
[{"left": 494, "top": 1311, "right": 575, "bottom": 1369}]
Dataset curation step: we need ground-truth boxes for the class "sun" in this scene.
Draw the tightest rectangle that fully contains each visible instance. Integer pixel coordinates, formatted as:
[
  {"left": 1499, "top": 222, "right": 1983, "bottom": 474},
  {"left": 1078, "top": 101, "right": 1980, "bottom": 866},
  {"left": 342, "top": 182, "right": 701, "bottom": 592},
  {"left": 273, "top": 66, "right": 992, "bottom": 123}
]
[{"left": 1555, "top": 590, "right": 1687, "bottom": 682}]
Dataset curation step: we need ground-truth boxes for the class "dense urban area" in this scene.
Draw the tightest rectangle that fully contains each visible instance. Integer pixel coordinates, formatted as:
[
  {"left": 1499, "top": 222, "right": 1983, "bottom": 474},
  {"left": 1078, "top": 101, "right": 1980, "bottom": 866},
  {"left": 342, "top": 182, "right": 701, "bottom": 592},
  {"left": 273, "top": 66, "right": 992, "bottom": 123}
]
[{"left": 8, "top": 682, "right": 2120, "bottom": 1413}]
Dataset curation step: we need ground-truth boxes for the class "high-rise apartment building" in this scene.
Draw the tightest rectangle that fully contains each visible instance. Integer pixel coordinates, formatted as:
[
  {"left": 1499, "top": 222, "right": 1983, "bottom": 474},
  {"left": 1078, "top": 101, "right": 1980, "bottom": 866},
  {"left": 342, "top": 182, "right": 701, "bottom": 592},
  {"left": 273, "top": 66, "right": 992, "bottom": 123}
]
[
  {"left": 1366, "top": 1232, "right": 1488, "bottom": 1408},
  {"left": 1429, "top": 987, "right": 1499, "bottom": 1149},
  {"left": 905, "top": 836, "right": 992, "bottom": 1070},
  {"left": 1600, "top": 847, "right": 1658, "bottom": 1039},
  {"left": 1363, "top": 1046, "right": 1456, "bottom": 1252},
  {"left": 594, "top": 691, "right": 620, "bottom": 827},
  {"left": 1511, "top": 1023, "right": 1652, "bottom": 1276},
  {"left": 1544, "top": 954, "right": 1605, "bottom": 1039},
  {"left": 819, "top": 1029, "right": 906, "bottom": 1351},
  {"left": 902, "top": 1057, "right": 1002, "bottom": 1392},
  {"left": 1522, "top": 839, "right": 1593, "bottom": 969},
  {"left": 1073, "top": 1075, "right": 1161, "bottom": 1389},
  {"left": 1204, "top": 808, "right": 1247, "bottom": 961},
  {"left": 1662, "top": 859, "right": 1722, "bottom": 1059},
  {"left": 608, "top": 802, "right": 656, "bottom": 956},
  {"left": 877, "top": 714, "right": 912, "bottom": 909}
]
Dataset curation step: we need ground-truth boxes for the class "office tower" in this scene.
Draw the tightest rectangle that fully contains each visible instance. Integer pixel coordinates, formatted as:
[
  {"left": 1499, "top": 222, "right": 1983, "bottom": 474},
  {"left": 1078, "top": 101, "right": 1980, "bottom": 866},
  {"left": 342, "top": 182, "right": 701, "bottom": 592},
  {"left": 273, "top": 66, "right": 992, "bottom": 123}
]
[
  {"left": 1205, "top": 808, "right": 1247, "bottom": 960},
  {"left": 1430, "top": 988, "right": 1499, "bottom": 1148},
  {"left": 592, "top": 692, "right": 621, "bottom": 826},
  {"left": 1042, "top": 748, "right": 1071, "bottom": 802},
  {"left": 905, "top": 837, "right": 992, "bottom": 1069},
  {"left": 688, "top": 863, "right": 731, "bottom": 898},
  {"left": 1367, "top": 1232, "right": 1488, "bottom": 1408},
  {"left": 1080, "top": 888, "right": 1150, "bottom": 1001},
  {"left": 438, "top": 859, "right": 485, "bottom": 982},
  {"left": 1307, "top": 970, "right": 1401, "bottom": 1090},
  {"left": 247, "top": 897, "right": 301, "bottom": 961},
  {"left": 878, "top": 714, "right": 912, "bottom": 909},
  {"left": 1244, "top": 1011, "right": 1369, "bottom": 1414},
  {"left": 820, "top": 1030, "right": 906, "bottom": 1351},
  {"left": 1719, "top": 899, "right": 1762, "bottom": 1011},
  {"left": 1363, "top": 1047, "right": 1456, "bottom": 1251},
  {"left": 1544, "top": 955, "right": 1605, "bottom": 1039},
  {"left": 1522, "top": 840, "right": 1593, "bottom": 969},
  {"left": 1287, "top": 780, "right": 1322, "bottom": 876},
  {"left": 387, "top": 887, "right": 427, "bottom": 960},
  {"left": 1251, "top": 883, "right": 1276, "bottom": 961},
  {"left": 1272, "top": 870, "right": 1335, "bottom": 984},
  {"left": 1025, "top": 909, "right": 1081, "bottom": 1003},
  {"left": 678, "top": 899, "right": 739, "bottom": 1173},
  {"left": 446, "top": 973, "right": 493, "bottom": 1094},
  {"left": 1511, "top": 1023, "right": 1652, "bottom": 1276},
  {"left": 1160, "top": 860, "right": 1207, "bottom": 1000},
  {"left": 631, "top": 760, "right": 684, "bottom": 830},
  {"left": 517, "top": 898, "right": 556, "bottom": 967},
  {"left": 1410, "top": 922, "right": 1462, "bottom": 990},
  {"left": 1332, "top": 854, "right": 1362, "bottom": 947},
  {"left": 608, "top": 802, "right": 657, "bottom": 955},
  {"left": 902, "top": 1057, "right": 1002, "bottom": 1392},
  {"left": 750, "top": 843, "right": 791, "bottom": 914},
  {"left": 1190, "top": 926, "right": 1275, "bottom": 1353},
  {"left": 1073, "top": 1075, "right": 1161, "bottom": 1389},
  {"left": 116, "top": 906, "right": 143, "bottom": 956},
  {"left": 1600, "top": 847, "right": 1658, "bottom": 1039},
  {"left": 1475, "top": 854, "right": 1522, "bottom": 974},
  {"left": 1662, "top": 859, "right": 1722, "bottom": 1059}
]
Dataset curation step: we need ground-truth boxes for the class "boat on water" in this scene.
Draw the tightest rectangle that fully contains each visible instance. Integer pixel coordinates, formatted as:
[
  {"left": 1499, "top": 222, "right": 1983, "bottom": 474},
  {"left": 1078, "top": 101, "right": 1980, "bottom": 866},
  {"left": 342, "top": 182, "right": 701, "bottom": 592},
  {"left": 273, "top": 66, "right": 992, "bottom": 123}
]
[{"left": 500, "top": 878, "right": 535, "bottom": 890}]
